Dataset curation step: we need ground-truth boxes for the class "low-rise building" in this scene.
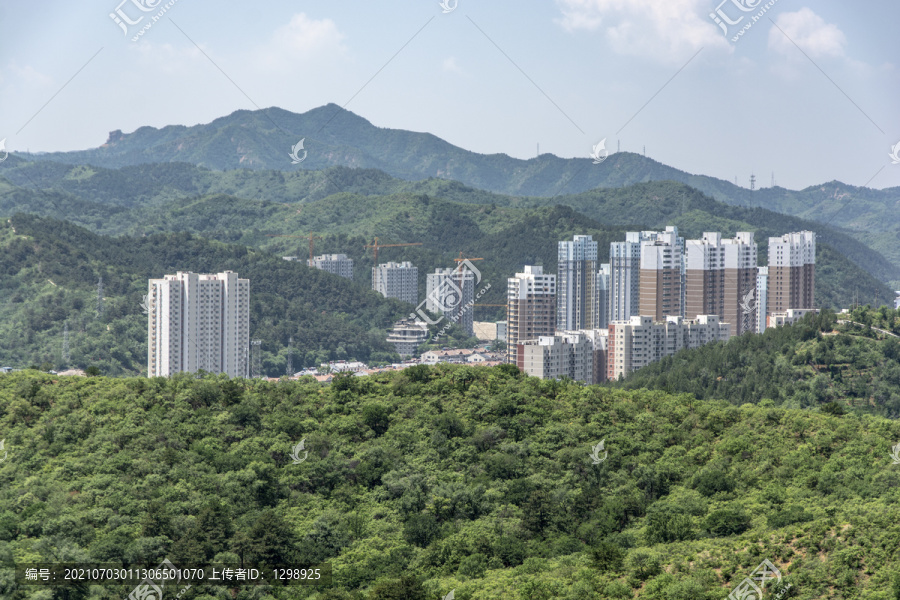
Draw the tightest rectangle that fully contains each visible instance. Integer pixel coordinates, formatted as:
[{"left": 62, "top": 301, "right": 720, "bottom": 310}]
[
  {"left": 420, "top": 348, "right": 476, "bottom": 364},
  {"left": 386, "top": 319, "right": 429, "bottom": 357},
  {"left": 607, "top": 315, "right": 731, "bottom": 380},
  {"left": 768, "top": 308, "right": 819, "bottom": 328},
  {"left": 516, "top": 332, "right": 594, "bottom": 383}
]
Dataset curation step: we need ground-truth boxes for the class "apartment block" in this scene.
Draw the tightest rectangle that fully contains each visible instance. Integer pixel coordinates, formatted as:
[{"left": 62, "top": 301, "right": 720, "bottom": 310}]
[
  {"left": 427, "top": 268, "right": 476, "bottom": 335},
  {"left": 607, "top": 314, "right": 731, "bottom": 380},
  {"left": 685, "top": 232, "right": 758, "bottom": 336},
  {"left": 147, "top": 271, "right": 250, "bottom": 378},
  {"left": 386, "top": 318, "right": 428, "bottom": 357},
  {"left": 558, "top": 235, "right": 599, "bottom": 330},
  {"left": 639, "top": 226, "right": 684, "bottom": 321},
  {"left": 516, "top": 332, "right": 594, "bottom": 383},
  {"left": 507, "top": 265, "right": 556, "bottom": 362},
  {"left": 561, "top": 328, "right": 609, "bottom": 383},
  {"left": 767, "top": 231, "right": 816, "bottom": 314},
  {"left": 596, "top": 263, "right": 611, "bottom": 330},
  {"left": 757, "top": 266, "right": 769, "bottom": 333},
  {"left": 768, "top": 308, "right": 819, "bottom": 328},
  {"left": 373, "top": 261, "right": 419, "bottom": 305},
  {"left": 308, "top": 253, "right": 354, "bottom": 279},
  {"left": 609, "top": 233, "right": 644, "bottom": 322}
]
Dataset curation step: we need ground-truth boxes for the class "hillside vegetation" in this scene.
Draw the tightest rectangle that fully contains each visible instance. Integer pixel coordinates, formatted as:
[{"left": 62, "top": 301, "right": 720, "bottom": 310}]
[
  {"left": 617, "top": 309, "right": 900, "bottom": 419},
  {"left": 1, "top": 366, "right": 899, "bottom": 599}
]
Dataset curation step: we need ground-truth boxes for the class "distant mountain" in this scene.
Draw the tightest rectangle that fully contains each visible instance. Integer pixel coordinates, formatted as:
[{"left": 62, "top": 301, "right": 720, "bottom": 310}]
[{"left": 13, "top": 104, "right": 900, "bottom": 259}]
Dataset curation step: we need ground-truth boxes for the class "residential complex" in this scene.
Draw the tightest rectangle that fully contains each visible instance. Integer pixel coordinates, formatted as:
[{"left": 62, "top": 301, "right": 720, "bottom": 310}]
[
  {"left": 557, "top": 235, "right": 599, "bottom": 330},
  {"left": 507, "top": 265, "right": 557, "bottom": 362},
  {"left": 308, "top": 253, "right": 354, "bottom": 279},
  {"left": 685, "top": 232, "right": 758, "bottom": 336},
  {"left": 373, "top": 261, "right": 419, "bottom": 305},
  {"left": 516, "top": 332, "right": 594, "bottom": 383},
  {"left": 609, "top": 233, "right": 645, "bottom": 322},
  {"left": 147, "top": 271, "right": 250, "bottom": 378},
  {"left": 427, "top": 267, "right": 476, "bottom": 335},
  {"left": 639, "top": 226, "right": 684, "bottom": 321},
  {"left": 386, "top": 318, "right": 429, "bottom": 357},
  {"left": 767, "top": 231, "right": 816, "bottom": 314},
  {"left": 607, "top": 314, "right": 731, "bottom": 380}
]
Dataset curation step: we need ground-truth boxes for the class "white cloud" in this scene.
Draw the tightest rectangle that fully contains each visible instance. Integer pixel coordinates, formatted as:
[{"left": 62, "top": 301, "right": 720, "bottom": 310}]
[
  {"left": 555, "top": 0, "right": 730, "bottom": 62},
  {"left": 2, "top": 61, "right": 52, "bottom": 87},
  {"left": 254, "top": 13, "right": 348, "bottom": 71},
  {"left": 768, "top": 8, "right": 846, "bottom": 59},
  {"left": 442, "top": 56, "right": 464, "bottom": 74}
]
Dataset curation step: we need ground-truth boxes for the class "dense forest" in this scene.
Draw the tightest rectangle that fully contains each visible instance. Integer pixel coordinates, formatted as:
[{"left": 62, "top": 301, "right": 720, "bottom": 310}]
[
  {"left": 617, "top": 309, "right": 900, "bottom": 419},
  {"left": 1, "top": 365, "right": 900, "bottom": 598}
]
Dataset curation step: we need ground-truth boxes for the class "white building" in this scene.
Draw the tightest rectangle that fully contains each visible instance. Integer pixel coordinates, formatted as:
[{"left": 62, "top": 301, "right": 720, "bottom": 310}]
[
  {"left": 757, "top": 266, "right": 769, "bottom": 333},
  {"left": 517, "top": 332, "right": 594, "bottom": 383},
  {"left": 427, "top": 268, "right": 476, "bottom": 335},
  {"left": 607, "top": 314, "right": 731, "bottom": 380},
  {"left": 558, "top": 235, "right": 599, "bottom": 330},
  {"left": 386, "top": 319, "right": 429, "bottom": 357},
  {"left": 373, "top": 261, "right": 419, "bottom": 305},
  {"left": 508, "top": 265, "right": 557, "bottom": 362},
  {"left": 768, "top": 308, "right": 819, "bottom": 328},
  {"left": 308, "top": 253, "right": 354, "bottom": 279},
  {"left": 148, "top": 271, "right": 250, "bottom": 377}
]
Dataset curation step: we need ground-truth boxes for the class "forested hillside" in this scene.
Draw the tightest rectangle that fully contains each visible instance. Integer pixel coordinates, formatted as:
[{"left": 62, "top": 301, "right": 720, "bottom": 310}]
[
  {"left": 1, "top": 366, "right": 899, "bottom": 599},
  {"left": 617, "top": 309, "right": 900, "bottom": 419},
  {"left": 0, "top": 215, "right": 470, "bottom": 375}
]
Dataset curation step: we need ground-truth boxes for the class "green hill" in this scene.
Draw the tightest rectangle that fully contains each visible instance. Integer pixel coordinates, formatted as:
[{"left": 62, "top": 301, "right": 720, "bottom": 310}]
[
  {"left": 1, "top": 366, "right": 899, "bottom": 598},
  {"left": 616, "top": 308, "right": 900, "bottom": 419},
  {"left": 0, "top": 214, "right": 449, "bottom": 375}
]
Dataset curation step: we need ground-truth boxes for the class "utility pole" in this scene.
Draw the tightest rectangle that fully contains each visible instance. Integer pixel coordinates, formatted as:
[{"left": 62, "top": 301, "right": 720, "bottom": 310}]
[
  {"left": 96, "top": 277, "right": 104, "bottom": 319},
  {"left": 251, "top": 339, "right": 262, "bottom": 378},
  {"left": 62, "top": 321, "right": 70, "bottom": 365},
  {"left": 286, "top": 337, "right": 294, "bottom": 377}
]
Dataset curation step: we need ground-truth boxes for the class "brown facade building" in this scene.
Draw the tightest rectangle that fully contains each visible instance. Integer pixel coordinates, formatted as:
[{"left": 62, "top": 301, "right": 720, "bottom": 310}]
[
  {"left": 507, "top": 266, "right": 556, "bottom": 364},
  {"left": 638, "top": 226, "right": 683, "bottom": 321},
  {"left": 767, "top": 231, "right": 816, "bottom": 314},
  {"left": 685, "top": 232, "right": 758, "bottom": 336}
]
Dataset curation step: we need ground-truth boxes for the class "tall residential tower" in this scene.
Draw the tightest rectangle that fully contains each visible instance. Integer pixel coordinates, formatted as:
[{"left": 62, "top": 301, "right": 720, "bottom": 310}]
[{"left": 507, "top": 265, "right": 557, "bottom": 363}]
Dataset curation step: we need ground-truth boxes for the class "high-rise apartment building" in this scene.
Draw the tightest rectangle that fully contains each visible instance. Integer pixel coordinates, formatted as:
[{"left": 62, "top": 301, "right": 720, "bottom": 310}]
[
  {"left": 609, "top": 232, "right": 645, "bottom": 322},
  {"left": 507, "top": 266, "right": 556, "bottom": 362},
  {"left": 596, "top": 263, "right": 611, "bottom": 330},
  {"left": 147, "top": 271, "right": 250, "bottom": 378},
  {"left": 607, "top": 314, "right": 731, "bottom": 380},
  {"left": 558, "top": 235, "right": 599, "bottom": 330},
  {"left": 308, "top": 253, "right": 354, "bottom": 279},
  {"left": 767, "top": 231, "right": 815, "bottom": 314},
  {"left": 685, "top": 232, "right": 758, "bottom": 336},
  {"left": 639, "top": 226, "right": 684, "bottom": 321},
  {"left": 373, "top": 261, "right": 419, "bottom": 305},
  {"left": 757, "top": 266, "right": 769, "bottom": 333},
  {"left": 427, "top": 268, "right": 476, "bottom": 335}
]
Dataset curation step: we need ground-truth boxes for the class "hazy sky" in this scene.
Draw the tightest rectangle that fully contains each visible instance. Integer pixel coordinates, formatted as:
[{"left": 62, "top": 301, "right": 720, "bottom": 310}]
[{"left": 1, "top": 0, "right": 898, "bottom": 190}]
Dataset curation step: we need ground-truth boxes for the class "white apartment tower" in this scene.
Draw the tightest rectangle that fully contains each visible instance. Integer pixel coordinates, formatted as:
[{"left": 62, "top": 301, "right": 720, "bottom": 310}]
[
  {"left": 308, "top": 254, "right": 354, "bottom": 279},
  {"left": 147, "top": 271, "right": 250, "bottom": 378},
  {"left": 373, "top": 261, "right": 419, "bottom": 305},
  {"left": 558, "top": 235, "right": 599, "bottom": 330},
  {"left": 427, "top": 268, "right": 476, "bottom": 335}
]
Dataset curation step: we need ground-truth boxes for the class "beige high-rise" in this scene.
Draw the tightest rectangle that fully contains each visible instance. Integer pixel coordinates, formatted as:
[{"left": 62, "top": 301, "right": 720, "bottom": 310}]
[
  {"left": 638, "top": 227, "right": 684, "bottom": 321},
  {"left": 685, "top": 232, "right": 758, "bottom": 336},
  {"left": 507, "top": 266, "right": 556, "bottom": 364},
  {"left": 767, "top": 231, "right": 815, "bottom": 314}
]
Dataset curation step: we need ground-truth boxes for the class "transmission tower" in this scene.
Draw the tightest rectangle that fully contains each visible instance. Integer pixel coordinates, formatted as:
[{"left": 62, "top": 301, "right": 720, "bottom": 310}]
[
  {"left": 251, "top": 339, "right": 262, "bottom": 378},
  {"left": 96, "top": 277, "right": 105, "bottom": 318},
  {"left": 286, "top": 336, "right": 294, "bottom": 377},
  {"left": 771, "top": 172, "right": 776, "bottom": 188},
  {"left": 750, "top": 173, "right": 756, "bottom": 191},
  {"left": 62, "top": 321, "right": 70, "bottom": 365}
]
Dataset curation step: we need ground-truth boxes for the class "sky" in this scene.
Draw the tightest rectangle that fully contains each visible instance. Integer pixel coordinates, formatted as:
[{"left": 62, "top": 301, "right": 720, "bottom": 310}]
[{"left": 1, "top": 0, "right": 899, "bottom": 191}]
